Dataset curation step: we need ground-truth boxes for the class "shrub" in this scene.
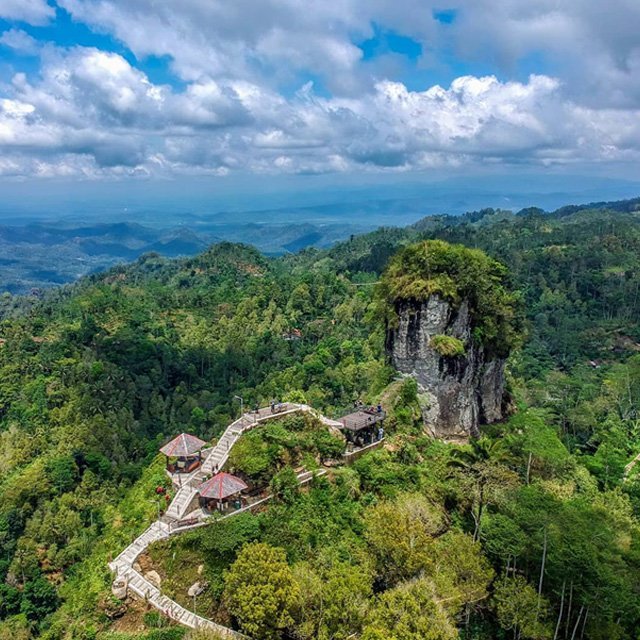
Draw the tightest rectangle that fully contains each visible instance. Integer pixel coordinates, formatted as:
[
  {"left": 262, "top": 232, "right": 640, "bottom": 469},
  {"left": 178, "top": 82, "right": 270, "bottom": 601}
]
[
  {"left": 143, "top": 611, "right": 164, "bottom": 628},
  {"left": 223, "top": 543, "right": 299, "bottom": 639},
  {"left": 429, "top": 335, "right": 465, "bottom": 357},
  {"left": 20, "top": 577, "right": 59, "bottom": 622},
  {"left": 45, "top": 456, "right": 79, "bottom": 494},
  {"left": 0, "top": 583, "right": 22, "bottom": 619},
  {"left": 270, "top": 467, "right": 300, "bottom": 504}
]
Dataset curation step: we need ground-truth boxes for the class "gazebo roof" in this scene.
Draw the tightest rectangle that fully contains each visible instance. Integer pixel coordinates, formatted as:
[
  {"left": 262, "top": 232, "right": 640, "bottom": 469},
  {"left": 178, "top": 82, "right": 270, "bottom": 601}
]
[
  {"left": 197, "top": 472, "right": 248, "bottom": 500},
  {"left": 160, "top": 433, "right": 207, "bottom": 457},
  {"left": 339, "top": 409, "right": 386, "bottom": 432}
]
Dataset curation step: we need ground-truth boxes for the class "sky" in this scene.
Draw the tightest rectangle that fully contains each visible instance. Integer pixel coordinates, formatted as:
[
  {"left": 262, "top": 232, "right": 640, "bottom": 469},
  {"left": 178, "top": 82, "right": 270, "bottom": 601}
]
[{"left": 0, "top": 0, "right": 639, "bottom": 200}]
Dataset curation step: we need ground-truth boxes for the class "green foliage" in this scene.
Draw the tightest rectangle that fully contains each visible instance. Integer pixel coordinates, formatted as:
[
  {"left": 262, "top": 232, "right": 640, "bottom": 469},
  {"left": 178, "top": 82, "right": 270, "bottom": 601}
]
[
  {"left": 292, "top": 559, "right": 373, "bottom": 640},
  {"left": 2, "top": 204, "right": 640, "bottom": 639},
  {"left": 143, "top": 611, "right": 165, "bottom": 628},
  {"left": 398, "top": 377, "right": 418, "bottom": 406},
  {"left": 429, "top": 334, "right": 465, "bottom": 357},
  {"left": 0, "top": 583, "right": 21, "bottom": 619},
  {"left": 430, "top": 530, "right": 494, "bottom": 616},
  {"left": 228, "top": 415, "right": 344, "bottom": 486},
  {"left": 362, "top": 578, "right": 459, "bottom": 640},
  {"left": 504, "top": 409, "right": 572, "bottom": 481},
  {"left": 492, "top": 576, "right": 551, "bottom": 639},
  {"left": 45, "top": 456, "right": 79, "bottom": 495},
  {"left": 480, "top": 513, "right": 527, "bottom": 563},
  {"left": 270, "top": 467, "right": 300, "bottom": 504},
  {"left": 226, "top": 432, "right": 274, "bottom": 484},
  {"left": 223, "top": 542, "right": 300, "bottom": 639},
  {"left": 20, "top": 577, "right": 59, "bottom": 622},
  {"left": 364, "top": 493, "right": 445, "bottom": 585},
  {"left": 98, "top": 630, "right": 187, "bottom": 640},
  {"left": 379, "top": 240, "right": 521, "bottom": 356},
  {"left": 200, "top": 513, "right": 261, "bottom": 561}
]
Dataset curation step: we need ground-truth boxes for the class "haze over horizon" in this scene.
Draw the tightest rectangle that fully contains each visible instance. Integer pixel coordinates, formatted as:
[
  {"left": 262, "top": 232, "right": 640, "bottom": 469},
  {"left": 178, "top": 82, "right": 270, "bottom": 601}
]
[
  {"left": 0, "top": 172, "right": 639, "bottom": 228},
  {"left": 0, "top": 1, "right": 639, "bottom": 219}
]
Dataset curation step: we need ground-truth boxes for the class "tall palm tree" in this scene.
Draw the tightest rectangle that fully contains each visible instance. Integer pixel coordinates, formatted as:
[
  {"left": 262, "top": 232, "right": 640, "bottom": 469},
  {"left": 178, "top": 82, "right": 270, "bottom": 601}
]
[{"left": 448, "top": 437, "right": 510, "bottom": 541}]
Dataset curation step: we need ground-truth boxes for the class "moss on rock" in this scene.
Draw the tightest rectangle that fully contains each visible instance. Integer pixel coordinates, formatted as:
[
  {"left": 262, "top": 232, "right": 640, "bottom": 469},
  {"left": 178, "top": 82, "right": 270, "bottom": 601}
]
[
  {"left": 429, "top": 335, "right": 465, "bottom": 357},
  {"left": 379, "top": 240, "right": 522, "bottom": 357}
]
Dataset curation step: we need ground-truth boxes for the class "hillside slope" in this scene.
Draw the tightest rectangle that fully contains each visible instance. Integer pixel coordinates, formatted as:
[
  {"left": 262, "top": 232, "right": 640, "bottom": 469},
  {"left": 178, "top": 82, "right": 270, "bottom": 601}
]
[{"left": 0, "top": 203, "right": 639, "bottom": 639}]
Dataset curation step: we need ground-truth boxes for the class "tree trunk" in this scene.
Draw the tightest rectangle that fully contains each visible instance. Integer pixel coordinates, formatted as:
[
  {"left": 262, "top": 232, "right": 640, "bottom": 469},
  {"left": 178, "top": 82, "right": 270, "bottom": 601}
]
[
  {"left": 553, "top": 580, "right": 566, "bottom": 640},
  {"left": 473, "top": 482, "right": 485, "bottom": 542},
  {"left": 565, "top": 581, "right": 574, "bottom": 639},
  {"left": 570, "top": 606, "right": 584, "bottom": 640},
  {"left": 526, "top": 452, "right": 533, "bottom": 484},
  {"left": 580, "top": 606, "right": 589, "bottom": 640},
  {"left": 537, "top": 528, "right": 548, "bottom": 617}
]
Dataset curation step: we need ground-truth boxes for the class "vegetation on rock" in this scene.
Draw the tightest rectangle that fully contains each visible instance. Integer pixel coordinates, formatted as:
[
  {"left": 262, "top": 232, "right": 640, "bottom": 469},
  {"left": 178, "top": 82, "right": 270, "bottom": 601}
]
[
  {"left": 429, "top": 334, "right": 466, "bottom": 357},
  {"left": 379, "top": 239, "right": 522, "bottom": 356}
]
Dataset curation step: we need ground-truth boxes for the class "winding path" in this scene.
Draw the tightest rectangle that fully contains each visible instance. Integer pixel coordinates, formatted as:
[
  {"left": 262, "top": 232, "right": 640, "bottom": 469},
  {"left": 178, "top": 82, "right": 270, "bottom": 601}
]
[
  {"left": 623, "top": 451, "right": 640, "bottom": 481},
  {"left": 108, "top": 403, "right": 342, "bottom": 636}
]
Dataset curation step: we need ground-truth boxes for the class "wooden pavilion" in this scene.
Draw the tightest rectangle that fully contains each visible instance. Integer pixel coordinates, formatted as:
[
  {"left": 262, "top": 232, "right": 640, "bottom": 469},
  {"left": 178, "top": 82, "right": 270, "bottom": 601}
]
[
  {"left": 197, "top": 472, "right": 248, "bottom": 512},
  {"left": 160, "top": 433, "right": 207, "bottom": 474},
  {"left": 338, "top": 407, "right": 386, "bottom": 447}
]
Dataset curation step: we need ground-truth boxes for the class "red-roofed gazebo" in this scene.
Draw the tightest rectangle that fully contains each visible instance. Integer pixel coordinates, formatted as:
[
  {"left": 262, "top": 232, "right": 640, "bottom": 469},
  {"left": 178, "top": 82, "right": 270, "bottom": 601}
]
[
  {"left": 160, "top": 433, "right": 207, "bottom": 474},
  {"left": 197, "top": 472, "right": 248, "bottom": 512}
]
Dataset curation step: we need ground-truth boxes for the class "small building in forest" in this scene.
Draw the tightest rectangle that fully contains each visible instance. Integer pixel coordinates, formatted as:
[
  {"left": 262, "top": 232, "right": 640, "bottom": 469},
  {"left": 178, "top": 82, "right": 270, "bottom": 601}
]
[
  {"left": 197, "top": 471, "right": 248, "bottom": 512},
  {"left": 160, "top": 433, "right": 207, "bottom": 474},
  {"left": 338, "top": 406, "right": 386, "bottom": 448}
]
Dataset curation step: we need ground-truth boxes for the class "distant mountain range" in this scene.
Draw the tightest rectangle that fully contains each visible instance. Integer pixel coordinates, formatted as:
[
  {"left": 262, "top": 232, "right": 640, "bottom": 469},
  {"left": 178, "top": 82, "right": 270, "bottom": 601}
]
[
  {"left": 0, "top": 220, "right": 369, "bottom": 294},
  {"left": 0, "top": 193, "right": 638, "bottom": 295}
]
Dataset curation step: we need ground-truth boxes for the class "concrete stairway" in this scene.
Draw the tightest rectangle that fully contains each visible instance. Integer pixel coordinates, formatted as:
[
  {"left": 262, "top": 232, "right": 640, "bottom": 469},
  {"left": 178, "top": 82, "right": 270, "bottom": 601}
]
[
  {"left": 200, "top": 417, "right": 253, "bottom": 477},
  {"left": 164, "top": 486, "right": 198, "bottom": 521},
  {"left": 123, "top": 567, "right": 245, "bottom": 637},
  {"left": 108, "top": 402, "right": 345, "bottom": 637},
  {"left": 109, "top": 521, "right": 170, "bottom": 575}
]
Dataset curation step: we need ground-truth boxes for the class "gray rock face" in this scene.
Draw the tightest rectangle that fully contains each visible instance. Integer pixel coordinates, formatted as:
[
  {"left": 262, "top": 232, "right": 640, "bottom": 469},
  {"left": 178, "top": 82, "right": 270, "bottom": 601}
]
[{"left": 386, "top": 295, "right": 508, "bottom": 438}]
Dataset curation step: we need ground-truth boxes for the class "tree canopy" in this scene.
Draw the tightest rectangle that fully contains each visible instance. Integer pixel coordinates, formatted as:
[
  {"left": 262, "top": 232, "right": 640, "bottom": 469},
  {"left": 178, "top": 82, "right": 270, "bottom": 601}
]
[{"left": 379, "top": 239, "right": 522, "bottom": 355}]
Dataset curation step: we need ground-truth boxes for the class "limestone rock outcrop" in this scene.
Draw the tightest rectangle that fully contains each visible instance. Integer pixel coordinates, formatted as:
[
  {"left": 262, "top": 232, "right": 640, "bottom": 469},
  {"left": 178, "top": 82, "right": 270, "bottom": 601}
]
[{"left": 386, "top": 295, "right": 508, "bottom": 438}]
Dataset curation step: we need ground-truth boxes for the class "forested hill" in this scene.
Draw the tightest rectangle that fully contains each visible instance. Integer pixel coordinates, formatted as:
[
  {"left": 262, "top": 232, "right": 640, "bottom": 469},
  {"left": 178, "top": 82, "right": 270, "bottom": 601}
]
[
  {"left": 315, "top": 201, "right": 640, "bottom": 372},
  {"left": 0, "top": 200, "right": 639, "bottom": 640}
]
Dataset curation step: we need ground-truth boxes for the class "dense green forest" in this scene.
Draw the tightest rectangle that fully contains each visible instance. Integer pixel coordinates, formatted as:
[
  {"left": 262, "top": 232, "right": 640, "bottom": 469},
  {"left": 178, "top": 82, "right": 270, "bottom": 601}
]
[{"left": 1, "top": 199, "right": 640, "bottom": 640}]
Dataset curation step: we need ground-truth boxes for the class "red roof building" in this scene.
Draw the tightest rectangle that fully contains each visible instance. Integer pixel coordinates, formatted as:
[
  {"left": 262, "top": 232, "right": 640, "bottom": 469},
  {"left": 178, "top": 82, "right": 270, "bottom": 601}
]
[
  {"left": 160, "top": 433, "right": 207, "bottom": 457},
  {"left": 160, "top": 433, "right": 207, "bottom": 474},
  {"left": 197, "top": 472, "right": 248, "bottom": 501}
]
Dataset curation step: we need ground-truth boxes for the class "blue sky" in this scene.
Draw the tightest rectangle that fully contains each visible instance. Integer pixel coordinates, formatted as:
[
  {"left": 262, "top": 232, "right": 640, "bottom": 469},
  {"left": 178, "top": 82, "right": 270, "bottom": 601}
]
[{"left": 0, "top": 0, "right": 638, "bottom": 203}]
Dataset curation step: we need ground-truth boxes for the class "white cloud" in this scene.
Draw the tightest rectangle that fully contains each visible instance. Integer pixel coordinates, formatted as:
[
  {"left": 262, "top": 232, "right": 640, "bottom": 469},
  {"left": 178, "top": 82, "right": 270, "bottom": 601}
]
[
  {"left": 0, "top": 1, "right": 638, "bottom": 178},
  {"left": 56, "top": 0, "right": 427, "bottom": 91},
  {"left": 0, "top": 28, "right": 40, "bottom": 54},
  {"left": 0, "top": 0, "right": 55, "bottom": 26},
  {"left": 451, "top": 0, "right": 640, "bottom": 107},
  {"left": 54, "top": 0, "right": 640, "bottom": 106},
  {"left": 2, "top": 44, "right": 640, "bottom": 178}
]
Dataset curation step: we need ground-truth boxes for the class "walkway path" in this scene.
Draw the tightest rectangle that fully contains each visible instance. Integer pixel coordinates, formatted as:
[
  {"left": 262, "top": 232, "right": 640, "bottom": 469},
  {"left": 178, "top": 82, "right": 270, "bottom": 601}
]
[
  {"left": 624, "top": 451, "right": 640, "bottom": 481},
  {"left": 108, "top": 403, "right": 339, "bottom": 636}
]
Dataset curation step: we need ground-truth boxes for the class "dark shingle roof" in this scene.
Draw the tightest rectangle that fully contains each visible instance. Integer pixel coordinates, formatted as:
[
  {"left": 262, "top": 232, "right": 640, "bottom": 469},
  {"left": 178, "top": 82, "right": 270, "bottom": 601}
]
[{"left": 339, "top": 409, "right": 386, "bottom": 432}]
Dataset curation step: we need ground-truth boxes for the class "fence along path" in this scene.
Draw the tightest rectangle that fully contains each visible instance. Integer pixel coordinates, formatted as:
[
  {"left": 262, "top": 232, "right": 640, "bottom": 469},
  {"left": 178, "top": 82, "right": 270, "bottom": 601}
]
[{"left": 108, "top": 403, "right": 336, "bottom": 636}]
